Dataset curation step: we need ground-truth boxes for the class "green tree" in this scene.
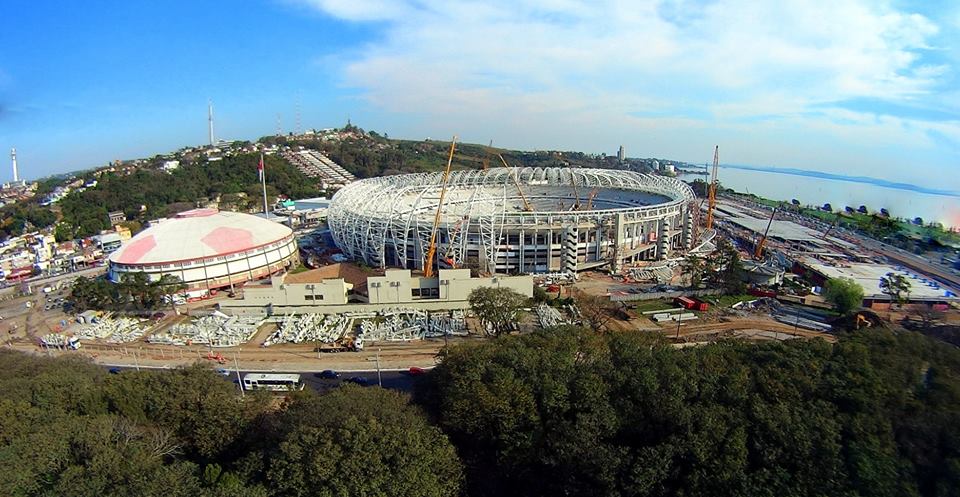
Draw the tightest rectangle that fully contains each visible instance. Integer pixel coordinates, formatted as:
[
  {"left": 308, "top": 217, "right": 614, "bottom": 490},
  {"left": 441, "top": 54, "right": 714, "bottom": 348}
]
[
  {"left": 264, "top": 386, "right": 462, "bottom": 497},
  {"left": 879, "top": 272, "right": 911, "bottom": 308},
  {"left": 681, "top": 253, "right": 706, "bottom": 288},
  {"left": 706, "top": 238, "right": 745, "bottom": 294},
  {"left": 823, "top": 277, "right": 865, "bottom": 315},
  {"left": 468, "top": 287, "right": 526, "bottom": 336}
]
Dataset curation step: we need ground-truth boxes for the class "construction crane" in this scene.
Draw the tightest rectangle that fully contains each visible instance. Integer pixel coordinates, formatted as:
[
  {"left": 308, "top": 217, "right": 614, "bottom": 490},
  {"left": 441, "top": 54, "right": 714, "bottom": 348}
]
[
  {"left": 705, "top": 146, "right": 719, "bottom": 230},
  {"left": 498, "top": 154, "right": 534, "bottom": 212},
  {"left": 753, "top": 206, "right": 778, "bottom": 260},
  {"left": 585, "top": 188, "right": 599, "bottom": 210},
  {"left": 821, "top": 218, "right": 839, "bottom": 240},
  {"left": 481, "top": 140, "right": 493, "bottom": 171},
  {"left": 424, "top": 136, "right": 458, "bottom": 279},
  {"left": 568, "top": 167, "right": 582, "bottom": 209},
  {"left": 442, "top": 216, "right": 468, "bottom": 269}
]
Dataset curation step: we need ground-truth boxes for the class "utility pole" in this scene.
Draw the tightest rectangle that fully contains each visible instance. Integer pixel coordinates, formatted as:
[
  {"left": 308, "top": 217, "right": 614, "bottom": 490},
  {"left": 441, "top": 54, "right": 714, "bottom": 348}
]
[
  {"left": 376, "top": 348, "right": 382, "bottom": 387},
  {"left": 234, "top": 352, "right": 244, "bottom": 397}
]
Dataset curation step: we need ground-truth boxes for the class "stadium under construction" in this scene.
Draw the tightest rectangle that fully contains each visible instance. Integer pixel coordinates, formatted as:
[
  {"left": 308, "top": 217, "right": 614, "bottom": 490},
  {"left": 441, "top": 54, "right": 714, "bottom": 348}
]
[{"left": 327, "top": 167, "right": 697, "bottom": 275}]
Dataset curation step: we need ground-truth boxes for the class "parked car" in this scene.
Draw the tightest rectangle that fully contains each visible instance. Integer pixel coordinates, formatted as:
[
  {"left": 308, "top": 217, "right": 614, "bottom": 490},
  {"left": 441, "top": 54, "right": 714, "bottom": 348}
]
[
  {"left": 408, "top": 367, "right": 427, "bottom": 376},
  {"left": 215, "top": 368, "right": 231, "bottom": 376},
  {"left": 315, "top": 370, "right": 340, "bottom": 379},
  {"left": 108, "top": 368, "right": 122, "bottom": 375}
]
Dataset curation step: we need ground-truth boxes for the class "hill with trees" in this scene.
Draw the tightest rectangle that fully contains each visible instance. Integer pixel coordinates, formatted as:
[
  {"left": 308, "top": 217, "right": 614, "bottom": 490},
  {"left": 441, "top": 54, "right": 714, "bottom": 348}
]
[
  {"left": 0, "top": 354, "right": 461, "bottom": 497},
  {"left": 55, "top": 153, "right": 321, "bottom": 239}
]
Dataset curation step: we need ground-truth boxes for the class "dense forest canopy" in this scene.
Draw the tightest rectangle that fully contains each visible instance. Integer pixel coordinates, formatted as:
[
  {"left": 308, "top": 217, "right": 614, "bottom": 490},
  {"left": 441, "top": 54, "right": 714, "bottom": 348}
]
[
  {"left": 0, "top": 354, "right": 460, "bottom": 497},
  {"left": 3, "top": 325, "right": 959, "bottom": 496},
  {"left": 419, "top": 327, "right": 960, "bottom": 497}
]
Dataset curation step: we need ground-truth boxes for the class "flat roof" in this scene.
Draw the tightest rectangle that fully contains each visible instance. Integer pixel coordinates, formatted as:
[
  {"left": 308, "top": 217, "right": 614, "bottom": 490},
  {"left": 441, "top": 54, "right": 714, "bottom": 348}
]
[
  {"left": 283, "top": 262, "right": 379, "bottom": 288},
  {"left": 805, "top": 261, "right": 955, "bottom": 299},
  {"left": 726, "top": 216, "right": 822, "bottom": 242}
]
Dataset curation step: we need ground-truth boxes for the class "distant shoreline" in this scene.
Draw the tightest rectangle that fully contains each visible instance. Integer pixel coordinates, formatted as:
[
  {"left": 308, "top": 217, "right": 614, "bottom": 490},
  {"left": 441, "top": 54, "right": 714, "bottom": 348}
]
[
  {"left": 676, "top": 164, "right": 958, "bottom": 198},
  {"left": 713, "top": 164, "right": 960, "bottom": 198}
]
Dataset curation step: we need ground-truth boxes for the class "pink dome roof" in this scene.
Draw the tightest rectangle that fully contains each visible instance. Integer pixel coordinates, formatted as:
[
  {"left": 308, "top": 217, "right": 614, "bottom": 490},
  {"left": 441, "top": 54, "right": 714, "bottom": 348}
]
[{"left": 109, "top": 209, "right": 293, "bottom": 265}]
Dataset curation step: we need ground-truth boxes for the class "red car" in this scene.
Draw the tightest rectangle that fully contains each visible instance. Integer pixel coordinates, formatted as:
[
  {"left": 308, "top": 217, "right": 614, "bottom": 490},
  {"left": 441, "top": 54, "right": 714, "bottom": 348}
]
[{"left": 408, "top": 367, "right": 427, "bottom": 376}]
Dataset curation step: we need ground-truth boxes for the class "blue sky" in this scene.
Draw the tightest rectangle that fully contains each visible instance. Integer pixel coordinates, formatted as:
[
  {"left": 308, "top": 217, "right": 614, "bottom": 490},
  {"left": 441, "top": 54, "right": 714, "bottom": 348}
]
[{"left": 1, "top": 0, "right": 958, "bottom": 194}]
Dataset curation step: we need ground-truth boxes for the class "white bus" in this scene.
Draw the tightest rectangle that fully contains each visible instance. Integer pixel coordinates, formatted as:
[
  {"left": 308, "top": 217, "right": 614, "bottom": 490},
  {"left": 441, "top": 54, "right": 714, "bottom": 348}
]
[{"left": 242, "top": 373, "right": 305, "bottom": 392}]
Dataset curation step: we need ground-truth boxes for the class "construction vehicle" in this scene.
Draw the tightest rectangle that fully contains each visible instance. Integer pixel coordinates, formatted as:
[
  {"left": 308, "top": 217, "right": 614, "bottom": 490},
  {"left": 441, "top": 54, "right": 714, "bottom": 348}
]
[
  {"left": 316, "top": 335, "right": 363, "bottom": 352},
  {"left": 753, "top": 206, "right": 778, "bottom": 260},
  {"left": 498, "top": 154, "right": 534, "bottom": 212},
  {"left": 705, "top": 146, "right": 719, "bottom": 230},
  {"left": 424, "top": 137, "right": 458, "bottom": 279}
]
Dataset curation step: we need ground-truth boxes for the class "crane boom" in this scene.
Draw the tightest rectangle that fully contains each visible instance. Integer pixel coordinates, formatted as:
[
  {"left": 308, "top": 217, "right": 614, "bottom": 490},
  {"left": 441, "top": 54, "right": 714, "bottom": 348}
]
[
  {"left": 568, "top": 168, "right": 581, "bottom": 209},
  {"left": 586, "top": 188, "right": 599, "bottom": 210},
  {"left": 424, "top": 136, "right": 458, "bottom": 278},
  {"left": 705, "top": 146, "right": 719, "bottom": 230},
  {"left": 753, "top": 206, "right": 777, "bottom": 260},
  {"left": 482, "top": 140, "right": 493, "bottom": 170},
  {"left": 498, "top": 154, "right": 533, "bottom": 212}
]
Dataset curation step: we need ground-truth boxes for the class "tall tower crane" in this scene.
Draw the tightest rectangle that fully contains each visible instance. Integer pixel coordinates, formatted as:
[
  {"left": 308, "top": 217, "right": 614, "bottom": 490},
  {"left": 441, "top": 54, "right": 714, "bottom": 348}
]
[
  {"left": 705, "top": 146, "right": 719, "bottom": 230},
  {"left": 753, "top": 206, "right": 778, "bottom": 260},
  {"left": 424, "top": 137, "right": 458, "bottom": 279},
  {"left": 482, "top": 140, "right": 493, "bottom": 171},
  {"left": 498, "top": 154, "right": 534, "bottom": 212}
]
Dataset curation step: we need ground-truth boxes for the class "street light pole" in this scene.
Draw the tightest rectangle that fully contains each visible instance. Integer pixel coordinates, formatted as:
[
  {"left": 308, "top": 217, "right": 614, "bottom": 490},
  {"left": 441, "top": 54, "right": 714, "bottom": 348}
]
[
  {"left": 376, "top": 348, "right": 382, "bottom": 387},
  {"left": 675, "top": 311, "right": 682, "bottom": 339},
  {"left": 234, "top": 352, "right": 244, "bottom": 397}
]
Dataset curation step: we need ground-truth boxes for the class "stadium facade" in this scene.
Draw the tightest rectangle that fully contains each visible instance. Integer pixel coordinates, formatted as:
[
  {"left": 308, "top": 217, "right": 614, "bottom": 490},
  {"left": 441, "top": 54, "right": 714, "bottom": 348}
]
[
  {"left": 108, "top": 209, "right": 298, "bottom": 291},
  {"left": 328, "top": 168, "right": 696, "bottom": 274}
]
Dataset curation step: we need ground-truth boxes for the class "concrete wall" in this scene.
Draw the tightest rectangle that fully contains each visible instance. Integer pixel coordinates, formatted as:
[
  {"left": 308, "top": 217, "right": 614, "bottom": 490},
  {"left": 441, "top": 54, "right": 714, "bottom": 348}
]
[
  {"left": 237, "top": 276, "right": 350, "bottom": 306},
  {"left": 222, "top": 267, "right": 534, "bottom": 315},
  {"left": 440, "top": 269, "right": 533, "bottom": 301}
]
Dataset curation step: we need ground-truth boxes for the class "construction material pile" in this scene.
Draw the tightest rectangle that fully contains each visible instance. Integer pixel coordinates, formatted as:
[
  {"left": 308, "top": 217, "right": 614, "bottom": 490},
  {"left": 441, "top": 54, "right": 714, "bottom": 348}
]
[
  {"left": 75, "top": 317, "right": 147, "bottom": 343},
  {"left": 733, "top": 298, "right": 833, "bottom": 332},
  {"left": 651, "top": 311, "right": 697, "bottom": 323},
  {"left": 262, "top": 309, "right": 469, "bottom": 345},
  {"left": 359, "top": 309, "right": 468, "bottom": 342},
  {"left": 40, "top": 334, "right": 80, "bottom": 349},
  {"left": 771, "top": 303, "right": 833, "bottom": 332},
  {"left": 626, "top": 266, "right": 673, "bottom": 284},
  {"left": 264, "top": 313, "right": 357, "bottom": 346},
  {"left": 149, "top": 315, "right": 262, "bottom": 347},
  {"left": 536, "top": 303, "right": 568, "bottom": 328}
]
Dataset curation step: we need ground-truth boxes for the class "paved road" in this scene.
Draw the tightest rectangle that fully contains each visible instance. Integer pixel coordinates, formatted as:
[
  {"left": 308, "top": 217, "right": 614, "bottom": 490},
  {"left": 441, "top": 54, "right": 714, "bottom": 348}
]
[{"left": 105, "top": 366, "right": 422, "bottom": 393}]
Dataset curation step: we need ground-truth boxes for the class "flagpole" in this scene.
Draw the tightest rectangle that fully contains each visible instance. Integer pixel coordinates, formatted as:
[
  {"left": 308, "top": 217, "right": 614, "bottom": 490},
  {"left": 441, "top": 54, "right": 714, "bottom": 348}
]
[{"left": 260, "top": 153, "right": 269, "bottom": 216}]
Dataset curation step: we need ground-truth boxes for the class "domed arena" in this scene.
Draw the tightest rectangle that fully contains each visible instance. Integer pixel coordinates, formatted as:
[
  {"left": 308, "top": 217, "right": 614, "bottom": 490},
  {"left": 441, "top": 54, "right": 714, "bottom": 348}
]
[
  {"left": 108, "top": 209, "right": 298, "bottom": 291},
  {"left": 328, "top": 167, "right": 697, "bottom": 274}
]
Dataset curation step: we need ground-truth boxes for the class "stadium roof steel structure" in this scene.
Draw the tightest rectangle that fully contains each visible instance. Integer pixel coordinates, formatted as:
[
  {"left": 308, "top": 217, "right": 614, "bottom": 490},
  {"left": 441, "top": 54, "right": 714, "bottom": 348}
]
[{"left": 328, "top": 167, "right": 696, "bottom": 272}]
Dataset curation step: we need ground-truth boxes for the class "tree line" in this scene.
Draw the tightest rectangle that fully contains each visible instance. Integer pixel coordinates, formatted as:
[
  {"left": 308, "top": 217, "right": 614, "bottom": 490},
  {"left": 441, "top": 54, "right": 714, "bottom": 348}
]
[
  {"left": 70, "top": 273, "right": 186, "bottom": 313},
  {"left": 0, "top": 354, "right": 461, "bottom": 497},
  {"left": 3, "top": 323, "right": 959, "bottom": 497},
  {"left": 55, "top": 153, "right": 321, "bottom": 240}
]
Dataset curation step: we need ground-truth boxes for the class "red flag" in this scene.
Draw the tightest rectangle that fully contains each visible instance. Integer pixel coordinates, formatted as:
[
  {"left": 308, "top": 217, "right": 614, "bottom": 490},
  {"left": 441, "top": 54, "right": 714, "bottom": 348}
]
[{"left": 257, "top": 154, "right": 264, "bottom": 181}]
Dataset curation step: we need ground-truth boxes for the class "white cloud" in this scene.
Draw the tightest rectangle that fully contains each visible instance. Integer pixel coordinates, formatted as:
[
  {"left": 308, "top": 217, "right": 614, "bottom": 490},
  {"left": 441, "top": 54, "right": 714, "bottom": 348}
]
[{"left": 296, "top": 0, "right": 957, "bottom": 179}]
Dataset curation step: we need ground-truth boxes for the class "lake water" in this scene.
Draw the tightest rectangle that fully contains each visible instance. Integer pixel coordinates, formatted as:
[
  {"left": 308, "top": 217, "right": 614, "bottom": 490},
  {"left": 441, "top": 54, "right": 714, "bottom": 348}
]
[{"left": 679, "top": 167, "right": 960, "bottom": 229}]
